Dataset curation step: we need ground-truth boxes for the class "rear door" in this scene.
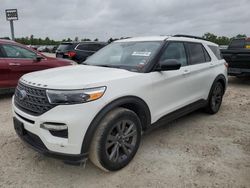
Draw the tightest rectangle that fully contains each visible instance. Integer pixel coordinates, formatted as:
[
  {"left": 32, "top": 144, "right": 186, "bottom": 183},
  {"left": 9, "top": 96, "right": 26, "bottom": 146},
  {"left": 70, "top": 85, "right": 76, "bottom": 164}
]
[
  {"left": 75, "top": 43, "right": 94, "bottom": 61},
  {"left": 1, "top": 44, "right": 41, "bottom": 87},
  {"left": 184, "top": 42, "right": 213, "bottom": 100}
]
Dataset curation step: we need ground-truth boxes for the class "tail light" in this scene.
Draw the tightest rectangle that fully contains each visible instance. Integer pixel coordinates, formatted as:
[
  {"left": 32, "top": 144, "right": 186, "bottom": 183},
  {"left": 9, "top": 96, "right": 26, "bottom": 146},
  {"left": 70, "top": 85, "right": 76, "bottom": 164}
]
[
  {"left": 65, "top": 51, "right": 76, "bottom": 58},
  {"left": 224, "top": 62, "right": 228, "bottom": 68}
]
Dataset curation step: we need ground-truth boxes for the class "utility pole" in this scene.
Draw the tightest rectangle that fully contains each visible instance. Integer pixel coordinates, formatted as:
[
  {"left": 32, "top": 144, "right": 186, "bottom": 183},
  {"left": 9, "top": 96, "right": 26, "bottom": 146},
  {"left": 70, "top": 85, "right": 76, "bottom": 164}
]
[{"left": 5, "top": 9, "right": 18, "bottom": 40}]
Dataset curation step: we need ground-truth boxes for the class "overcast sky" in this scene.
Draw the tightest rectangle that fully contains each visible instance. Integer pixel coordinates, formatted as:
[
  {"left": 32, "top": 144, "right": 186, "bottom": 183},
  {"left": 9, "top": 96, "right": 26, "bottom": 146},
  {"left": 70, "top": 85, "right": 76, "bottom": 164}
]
[{"left": 1, "top": 0, "right": 250, "bottom": 41}]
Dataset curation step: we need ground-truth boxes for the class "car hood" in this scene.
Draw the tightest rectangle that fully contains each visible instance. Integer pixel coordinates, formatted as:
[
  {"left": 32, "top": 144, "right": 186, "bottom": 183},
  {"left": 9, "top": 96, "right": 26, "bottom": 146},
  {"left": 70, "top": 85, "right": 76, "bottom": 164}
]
[{"left": 21, "top": 65, "right": 139, "bottom": 89}]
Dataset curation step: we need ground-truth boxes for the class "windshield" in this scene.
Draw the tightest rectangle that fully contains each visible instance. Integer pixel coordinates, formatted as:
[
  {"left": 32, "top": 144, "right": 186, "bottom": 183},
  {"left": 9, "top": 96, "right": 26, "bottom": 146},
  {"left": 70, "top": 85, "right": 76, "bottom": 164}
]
[{"left": 84, "top": 41, "right": 162, "bottom": 71}]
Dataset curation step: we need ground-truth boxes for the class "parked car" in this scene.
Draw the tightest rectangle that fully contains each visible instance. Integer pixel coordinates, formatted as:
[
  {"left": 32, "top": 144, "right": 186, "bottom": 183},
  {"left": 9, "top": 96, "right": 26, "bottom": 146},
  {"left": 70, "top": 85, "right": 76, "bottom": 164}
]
[
  {"left": 56, "top": 41, "right": 107, "bottom": 63},
  {"left": 46, "top": 45, "right": 58, "bottom": 53},
  {"left": 12, "top": 35, "right": 227, "bottom": 171},
  {"left": 37, "top": 45, "right": 48, "bottom": 52},
  {"left": 0, "top": 39, "right": 76, "bottom": 90},
  {"left": 221, "top": 38, "right": 250, "bottom": 77}
]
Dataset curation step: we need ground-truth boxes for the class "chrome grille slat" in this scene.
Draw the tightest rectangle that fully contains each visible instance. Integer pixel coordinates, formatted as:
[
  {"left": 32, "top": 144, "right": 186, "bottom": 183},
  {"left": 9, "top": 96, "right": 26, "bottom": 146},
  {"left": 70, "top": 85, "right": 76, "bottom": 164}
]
[{"left": 14, "top": 82, "right": 55, "bottom": 116}]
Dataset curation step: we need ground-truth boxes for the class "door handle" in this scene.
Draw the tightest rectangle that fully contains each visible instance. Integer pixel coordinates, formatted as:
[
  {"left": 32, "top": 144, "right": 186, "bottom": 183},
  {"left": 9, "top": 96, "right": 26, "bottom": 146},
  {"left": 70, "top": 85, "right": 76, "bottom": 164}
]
[
  {"left": 183, "top": 69, "right": 190, "bottom": 75},
  {"left": 9, "top": 62, "right": 21, "bottom": 66},
  {"left": 209, "top": 63, "right": 214, "bottom": 68}
]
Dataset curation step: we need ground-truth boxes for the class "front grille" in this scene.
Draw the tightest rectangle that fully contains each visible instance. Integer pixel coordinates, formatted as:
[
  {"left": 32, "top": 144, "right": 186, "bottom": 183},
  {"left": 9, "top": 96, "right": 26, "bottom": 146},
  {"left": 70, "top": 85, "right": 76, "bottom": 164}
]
[{"left": 14, "top": 82, "right": 54, "bottom": 116}]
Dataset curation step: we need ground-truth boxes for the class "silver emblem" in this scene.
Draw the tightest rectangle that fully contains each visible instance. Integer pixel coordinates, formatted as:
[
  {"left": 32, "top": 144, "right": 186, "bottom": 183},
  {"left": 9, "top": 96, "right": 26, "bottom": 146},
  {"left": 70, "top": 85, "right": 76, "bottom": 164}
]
[{"left": 19, "top": 90, "right": 27, "bottom": 100}]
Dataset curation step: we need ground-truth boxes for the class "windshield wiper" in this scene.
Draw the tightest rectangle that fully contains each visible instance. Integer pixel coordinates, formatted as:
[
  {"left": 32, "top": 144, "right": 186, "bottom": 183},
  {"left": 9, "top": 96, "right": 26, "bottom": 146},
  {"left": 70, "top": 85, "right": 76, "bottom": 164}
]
[{"left": 95, "top": 64, "right": 121, "bottom": 68}]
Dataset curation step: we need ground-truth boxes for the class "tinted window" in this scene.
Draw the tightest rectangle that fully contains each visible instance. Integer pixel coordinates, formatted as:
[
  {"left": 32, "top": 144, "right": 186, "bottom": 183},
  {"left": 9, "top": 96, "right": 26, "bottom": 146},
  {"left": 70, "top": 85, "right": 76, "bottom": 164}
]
[
  {"left": 77, "top": 44, "right": 103, "bottom": 51},
  {"left": 160, "top": 42, "right": 187, "bottom": 66},
  {"left": 57, "top": 43, "right": 74, "bottom": 51},
  {"left": 0, "top": 46, "right": 5, "bottom": 57},
  {"left": 2, "top": 44, "right": 36, "bottom": 58},
  {"left": 186, "top": 43, "right": 208, "bottom": 65},
  {"left": 229, "top": 39, "right": 245, "bottom": 49},
  {"left": 204, "top": 48, "right": 211, "bottom": 62},
  {"left": 208, "top": 45, "right": 222, "bottom": 60}
]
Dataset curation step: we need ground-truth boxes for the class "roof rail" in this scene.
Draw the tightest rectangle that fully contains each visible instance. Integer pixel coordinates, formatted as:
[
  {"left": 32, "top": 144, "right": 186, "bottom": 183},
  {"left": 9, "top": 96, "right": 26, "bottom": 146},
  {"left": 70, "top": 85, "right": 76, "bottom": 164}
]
[{"left": 173, "top": 34, "right": 207, "bottom": 41}]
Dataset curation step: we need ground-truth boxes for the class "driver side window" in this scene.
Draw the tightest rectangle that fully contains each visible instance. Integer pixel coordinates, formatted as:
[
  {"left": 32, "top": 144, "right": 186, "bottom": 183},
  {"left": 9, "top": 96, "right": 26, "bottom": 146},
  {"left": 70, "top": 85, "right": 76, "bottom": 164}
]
[
  {"left": 160, "top": 42, "right": 187, "bottom": 66},
  {"left": 2, "top": 44, "right": 36, "bottom": 59}
]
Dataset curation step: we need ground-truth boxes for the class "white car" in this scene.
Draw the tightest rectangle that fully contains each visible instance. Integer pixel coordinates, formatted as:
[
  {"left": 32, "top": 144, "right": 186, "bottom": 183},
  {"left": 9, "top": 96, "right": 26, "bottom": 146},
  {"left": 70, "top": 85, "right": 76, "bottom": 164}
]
[{"left": 12, "top": 35, "right": 227, "bottom": 171}]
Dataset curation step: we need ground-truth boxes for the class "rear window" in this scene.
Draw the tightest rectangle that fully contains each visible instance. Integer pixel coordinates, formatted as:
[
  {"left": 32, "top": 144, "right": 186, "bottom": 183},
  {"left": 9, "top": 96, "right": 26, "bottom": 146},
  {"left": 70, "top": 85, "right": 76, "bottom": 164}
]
[
  {"left": 76, "top": 43, "right": 104, "bottom": 51},
  {"left": 186, "top": 43, "right": 210, "bottom": 65},
  {"left": 245, "top": 40, "right": 250, "bottom": 49},
  {"left": 229, "top": 39, "right": 245, "bottom": 49},
  {"left": 208, "top": 45, "right": 223, "bottom": 60},
  {"left": 57, "top": 43, "right": 74, "bottom": 51}
]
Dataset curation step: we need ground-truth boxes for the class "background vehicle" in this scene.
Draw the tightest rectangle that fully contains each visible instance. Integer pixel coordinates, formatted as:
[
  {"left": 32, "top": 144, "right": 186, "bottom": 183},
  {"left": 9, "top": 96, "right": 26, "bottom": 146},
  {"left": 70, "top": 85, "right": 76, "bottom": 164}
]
[
  {"left": 221, "top": 38, "right": 250, "bottom": 77},
  {"left": 37, "top": 45, "right": 47, "bottom": 52},
  {"left": 46, "top": 45, "right": 58, "bottom": 53},
  {"left": 12, "top": 35, "right": 227, "bottom": 171},
  {"left": 0, "top": 39, "right": 75, "bottom": 90},
  {"left": 56, "top": 41, "right": 107, "bottom": 63}
]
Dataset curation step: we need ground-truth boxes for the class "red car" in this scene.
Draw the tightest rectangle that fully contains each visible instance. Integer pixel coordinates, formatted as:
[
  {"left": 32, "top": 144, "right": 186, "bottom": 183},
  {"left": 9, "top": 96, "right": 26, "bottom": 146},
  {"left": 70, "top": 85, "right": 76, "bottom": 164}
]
[{"left": 0, "top": 39, "right": 75, "bottom": 90}]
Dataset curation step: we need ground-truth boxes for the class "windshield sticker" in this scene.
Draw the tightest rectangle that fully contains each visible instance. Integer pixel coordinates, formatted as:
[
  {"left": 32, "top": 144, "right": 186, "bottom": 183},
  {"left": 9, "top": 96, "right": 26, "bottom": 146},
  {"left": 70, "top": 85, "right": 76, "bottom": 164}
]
[{"left": 131, "top": 52, "right": 151, "bottom": 57}]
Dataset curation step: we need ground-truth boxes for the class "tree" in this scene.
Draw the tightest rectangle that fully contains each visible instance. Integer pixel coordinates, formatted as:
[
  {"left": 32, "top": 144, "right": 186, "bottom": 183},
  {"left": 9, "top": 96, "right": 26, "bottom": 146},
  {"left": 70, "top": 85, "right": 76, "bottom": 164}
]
[
  {"left": 202, "top": 33, "right": 217, "bottom": 43},
  {"left": 81, "top": 38, "right": 91, "bottom": 41},
  {"left": 74, "top": 36, "right": 79, "bottom": 42},
  {"left": 94, "top": 38, "right": 98, "bottom": 41},
  {"left": 235, "top": 34, "right": 247, "bottom": 39}
]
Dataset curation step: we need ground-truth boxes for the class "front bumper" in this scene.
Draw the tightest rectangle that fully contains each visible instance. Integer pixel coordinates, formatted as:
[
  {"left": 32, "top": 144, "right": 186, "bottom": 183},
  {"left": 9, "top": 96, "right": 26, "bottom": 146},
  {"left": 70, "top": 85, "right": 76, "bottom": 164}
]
[
  {"left": 13, "top": 117, "right": 87, "bottom": 163},
  {"left": 12, "top": 96, "right": 104, "bottom": 162}
]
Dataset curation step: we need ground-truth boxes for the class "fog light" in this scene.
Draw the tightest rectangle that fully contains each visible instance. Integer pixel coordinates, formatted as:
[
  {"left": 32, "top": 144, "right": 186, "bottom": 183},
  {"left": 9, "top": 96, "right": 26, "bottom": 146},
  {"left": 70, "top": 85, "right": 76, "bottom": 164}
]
[{"left": 40, "top": 122, "right": 68, "bottom": 131}]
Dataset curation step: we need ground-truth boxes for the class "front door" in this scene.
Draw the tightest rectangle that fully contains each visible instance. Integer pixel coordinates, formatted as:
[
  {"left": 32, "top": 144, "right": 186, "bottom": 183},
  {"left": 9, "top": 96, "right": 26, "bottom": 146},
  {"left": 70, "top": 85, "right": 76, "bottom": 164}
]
[{"left": 150, "top": 42, "right": 192, "bottom": 122}]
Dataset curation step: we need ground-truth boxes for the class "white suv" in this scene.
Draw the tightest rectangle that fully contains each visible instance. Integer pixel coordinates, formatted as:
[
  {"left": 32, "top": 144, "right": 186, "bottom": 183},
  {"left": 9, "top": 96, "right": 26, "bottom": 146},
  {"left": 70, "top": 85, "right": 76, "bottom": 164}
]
[{"left": 12, "top": 35, "right": 227, "bottom": 171}]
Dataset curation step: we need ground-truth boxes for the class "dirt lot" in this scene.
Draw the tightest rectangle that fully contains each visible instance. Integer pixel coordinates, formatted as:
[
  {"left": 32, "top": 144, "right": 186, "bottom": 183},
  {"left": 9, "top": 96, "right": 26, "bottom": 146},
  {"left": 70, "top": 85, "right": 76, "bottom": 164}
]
[{"left": 0, "top": 77, "right": 249, "bottom": 188}]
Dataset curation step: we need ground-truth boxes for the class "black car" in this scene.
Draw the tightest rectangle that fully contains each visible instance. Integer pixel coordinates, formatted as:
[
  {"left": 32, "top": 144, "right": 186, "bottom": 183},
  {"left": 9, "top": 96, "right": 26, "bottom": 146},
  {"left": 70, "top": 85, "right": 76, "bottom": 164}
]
[
  {"left": 221, "top": 38, "right": 250, "bottom": 77},
  {"left": 56, "top": 42, "right": 107, "bottom": 63}
]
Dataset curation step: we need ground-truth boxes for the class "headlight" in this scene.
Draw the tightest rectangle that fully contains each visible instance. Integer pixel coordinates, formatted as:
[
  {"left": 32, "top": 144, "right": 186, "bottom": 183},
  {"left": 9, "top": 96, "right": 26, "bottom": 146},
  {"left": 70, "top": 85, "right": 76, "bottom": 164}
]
[{"left": 46, "top": 86, "right": 106, "bottom": 104}]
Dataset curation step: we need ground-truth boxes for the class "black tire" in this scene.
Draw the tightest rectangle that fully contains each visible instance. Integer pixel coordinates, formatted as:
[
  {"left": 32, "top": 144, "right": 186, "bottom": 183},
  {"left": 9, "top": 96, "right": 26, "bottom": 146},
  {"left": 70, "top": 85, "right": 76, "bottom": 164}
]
[
  {"left": 205, "top": 82, "right": 224, "bottom": 114},
  {"left": 89, "top": 107, "right": 142, "bottom": 171}
]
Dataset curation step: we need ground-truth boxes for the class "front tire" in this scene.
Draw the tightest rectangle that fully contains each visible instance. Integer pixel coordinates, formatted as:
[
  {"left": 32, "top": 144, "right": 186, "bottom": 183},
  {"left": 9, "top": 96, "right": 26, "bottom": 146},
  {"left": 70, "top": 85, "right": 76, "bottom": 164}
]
[
  {"left": 205, "top": 82, "right": 224, "bottom": 114},
  {"left": 89, "top": 108, "right": 142, "bottom": 171}
]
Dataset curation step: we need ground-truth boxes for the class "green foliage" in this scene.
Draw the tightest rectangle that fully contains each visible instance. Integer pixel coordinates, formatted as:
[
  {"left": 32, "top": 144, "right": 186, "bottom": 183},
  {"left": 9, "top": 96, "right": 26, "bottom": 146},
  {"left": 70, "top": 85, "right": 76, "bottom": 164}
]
[
  {"left": 202, "top": 32, "right": 247, "bottom": 45},
  {"left": 11, "top": 33, "right": 248, "bottom": 46},
  {"left": 15, "top": 35, "right": 60, "bottom": 45}
]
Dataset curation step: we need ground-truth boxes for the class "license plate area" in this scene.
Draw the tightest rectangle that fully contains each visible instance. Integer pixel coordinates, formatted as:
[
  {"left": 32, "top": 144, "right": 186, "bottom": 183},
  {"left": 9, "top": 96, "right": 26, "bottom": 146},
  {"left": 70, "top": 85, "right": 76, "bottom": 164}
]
[{"left": 13, "top": 117, "right": 26, "bottom": 136}]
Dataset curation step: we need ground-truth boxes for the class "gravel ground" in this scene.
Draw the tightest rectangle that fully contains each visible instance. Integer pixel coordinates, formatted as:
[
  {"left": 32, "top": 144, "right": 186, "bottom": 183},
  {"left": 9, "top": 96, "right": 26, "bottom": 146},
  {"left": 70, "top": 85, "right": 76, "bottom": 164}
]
[{"left": 0, "top": 77, "right": 249, "bottom": 188}]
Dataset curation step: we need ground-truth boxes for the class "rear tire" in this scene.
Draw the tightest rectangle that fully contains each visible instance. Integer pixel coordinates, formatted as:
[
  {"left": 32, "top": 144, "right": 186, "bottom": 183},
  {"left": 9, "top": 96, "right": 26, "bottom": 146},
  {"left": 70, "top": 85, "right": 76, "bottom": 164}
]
[
  {"left": 205, "top": 82, "right": 224, "bottom": 114},
  {"left": 89, "top": 107, "right": 142, "bottom": 171}
]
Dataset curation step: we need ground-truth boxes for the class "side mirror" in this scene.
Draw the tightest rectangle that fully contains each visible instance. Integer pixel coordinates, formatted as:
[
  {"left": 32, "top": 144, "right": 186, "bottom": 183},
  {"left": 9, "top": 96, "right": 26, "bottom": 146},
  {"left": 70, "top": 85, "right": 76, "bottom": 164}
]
[
  {"left": 156, "top": 59, "right": 181, "bottom": 71},
  {"left": 34, "top": 55, "right": 43, "bottom": 62}
]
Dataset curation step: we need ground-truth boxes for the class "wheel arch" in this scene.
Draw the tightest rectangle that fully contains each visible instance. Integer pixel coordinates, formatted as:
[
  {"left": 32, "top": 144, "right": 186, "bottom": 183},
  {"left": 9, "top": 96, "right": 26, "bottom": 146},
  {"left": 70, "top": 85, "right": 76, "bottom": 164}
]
[
  {"left": 81, "top": 96, "right": 151, "bottom": 154},
  {"left": 213, "top": 74, "right": 227, "bottom": 94},
  {"left": 208, "top": 74, "right": 227, "bottom": 100}
]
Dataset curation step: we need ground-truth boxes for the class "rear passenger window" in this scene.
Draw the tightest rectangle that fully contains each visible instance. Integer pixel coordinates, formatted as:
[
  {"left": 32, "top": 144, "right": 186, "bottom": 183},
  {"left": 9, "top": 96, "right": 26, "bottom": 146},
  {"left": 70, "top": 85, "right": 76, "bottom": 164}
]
[
  {"left": 229, "top": 39, "right": 245, "bottom": 49},
  {"left": 77, "top": 44, "right": 101, "bottom": 51},
  {"left": 208, "top": 45, "right": 223, "bottom": 60},
  {"left": 186, "top": 43, "right": 210, "bottom": 65}
]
